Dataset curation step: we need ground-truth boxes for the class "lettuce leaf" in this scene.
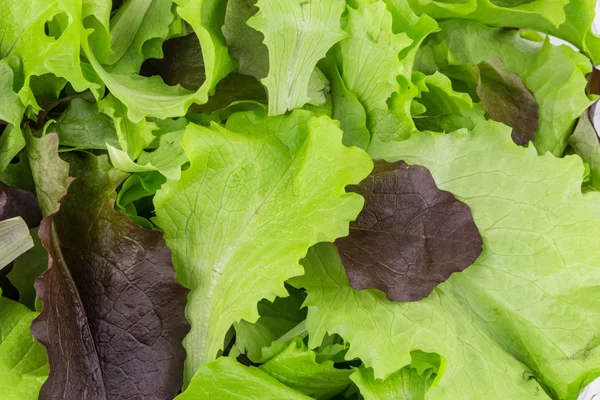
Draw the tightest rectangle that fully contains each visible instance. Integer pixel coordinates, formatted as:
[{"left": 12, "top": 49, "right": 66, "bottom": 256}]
[{"left": 153, "top": 109, "right": 372, "bottom": 382}]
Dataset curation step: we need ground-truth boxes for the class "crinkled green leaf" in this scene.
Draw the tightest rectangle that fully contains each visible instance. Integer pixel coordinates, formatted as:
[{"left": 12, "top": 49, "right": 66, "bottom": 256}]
[
  {"left": 405, "top": 0, "right": 600, "bottom": 63},
  {"left": 0, "top": 0, "right": 96, "bottom": 111},
  {"left": 0, "top": 291, "right": 48, "bottom": 399},
  {"left": 338, "top": 1, "right": 411, "bottom": 113},
  {"left": 0, "top": 57, "right": 25, "bottom": 126},
  {"left": 82, "top": 0, "right": 237, "bottom": 122},
  {"left": 222, "top": 0, "right": 327, "bottom": 108},
  {"left": 153, "top": 109, "right": 372, "bottom": 382},
  {"left": 309, "top": 120, "right": 600, "bottom": 399},
  {"left": 54, "top": 98, "right": 119, "bottom": 150},
  {"left": 176, "top": 357, "right": 311, "bottom": 399},
  {"left": 352, "top": 352, "right": 440, "bottom": 400},
  {"left": 415, "top": 20, "right": 593, "bottom": 156},
  {"left": 412, "top": 71, "right": 486, "bottom": 133},
  {"left": 246, "top": 0, "right": 346, "bottom": 115},
  {"left": 259, "top": 338, "right": 353, "bottom": 399},
  {"left": 233, "top": 285, "right": 307, "bottom": 363}
]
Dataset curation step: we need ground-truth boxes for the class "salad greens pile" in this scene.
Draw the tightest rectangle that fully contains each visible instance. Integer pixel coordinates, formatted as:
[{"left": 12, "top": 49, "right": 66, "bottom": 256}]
[{"left": 1, "top": 0, "right": 600, "bottom": 398}]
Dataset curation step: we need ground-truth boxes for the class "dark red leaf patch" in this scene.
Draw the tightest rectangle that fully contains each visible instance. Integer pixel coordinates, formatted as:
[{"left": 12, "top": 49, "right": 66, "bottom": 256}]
[{"left": 336, "top": 161, "right": 483, "bottom": 302}]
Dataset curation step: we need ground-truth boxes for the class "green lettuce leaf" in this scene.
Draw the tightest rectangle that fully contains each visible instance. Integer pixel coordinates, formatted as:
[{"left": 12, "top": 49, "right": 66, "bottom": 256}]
[
  {"left": 246, "top": 0, "right": 346, "bottom": 115},
  {"left": 82, "top": 0, "right": 237, "bottom": 122},
  {"left": 233, "top": 285, "right": 307, "bottom": 363},
  {"left": 0, "top": 218, "right": 34, "bottom": 272},
  {"left": 412, "top": 71, "right": 486, "bottom": 133},
  {"left": 305, "top": 120, "right": 600, "bottom": 399},
  {"left": 259, "top": 338, "right": 353, "bottom": 399},
  {"left": 153, "top": 109, "right": 372, "bottom": 382},
  {"left": 107, "top": 0, "right": 176, "bottom": 74},
  {"left": 54, "top": 98, "right": 119, "bottom": 150},
  {"left": 405, "top": 0, "right": 600, "bottom": 63},
  {"left": 0, "top": 291, "right": 48, "bottom": 399},
  {"left": 415, "top": 20, "right": 593, "bottom": 156},
  {"left": 351, "top": 351, "right": 440, "bottom": 400},
  {"left": 222, "top": 0, "right": 328, "bottom": 108},
  {"left": 176, "top": 357, "right": 311, "bottom": 399}
]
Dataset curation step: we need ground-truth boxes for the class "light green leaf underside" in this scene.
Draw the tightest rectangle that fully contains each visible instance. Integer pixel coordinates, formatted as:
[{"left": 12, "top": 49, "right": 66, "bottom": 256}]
[
  {"left": 247, "top": 0, "right": 347, "bottom": 115},
  {"left": 0, "top": 218, "right": 33, "bottom": 271},
  {"left": 153, "top": 109, "right": 372, "bottom": 384},
  {"left": 0, "top": 292, "right": 48, "bottom": 399},
  {"left": 415, "top": 20, "right": 592, "bottom": 156},
  {"left": 304, "top": 120, "right": 600, "bottom": 399},
  {"left": 175, "top": 357, "right": 310, "bottom": 399}
]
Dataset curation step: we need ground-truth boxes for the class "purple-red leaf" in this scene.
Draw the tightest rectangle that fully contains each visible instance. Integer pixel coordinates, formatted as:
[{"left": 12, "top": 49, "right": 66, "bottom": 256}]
[
  {"left": 0, "top": 182, "right": 41, "bottom": 228},
  {"left": 336, "top": 161, "right": 483, "bottom": 302},
  {"left": 476, "top": 57, "right": 539, "bottom": 145},
  {"left": 31, "top": 154, "right": 189, "bottom": 400}
]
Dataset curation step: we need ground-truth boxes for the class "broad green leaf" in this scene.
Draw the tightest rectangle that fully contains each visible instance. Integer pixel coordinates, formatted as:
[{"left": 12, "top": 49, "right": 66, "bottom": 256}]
[
  {"left": 259, "top": 338, "right": 353, "bottom": 399},
  {"left": 175, "top": 357, "right": 311, "bottom": 399},
  {"left": 308, "top": 120, "right": 600, "bottom": 399},
  {"left": 153, "top": 109, "right": 372, "bottom": 382},
  {"left": 82, "top": 0, "right": 237, "bottom": 122},
  {"left": 0, "top": 291, "right": 48, "bottom": 399},
  {"left": 25, "top": 131, "right": 71, "bottom": 217},
  {"left": 0, "top": 218, "right": 33, "bottom": 271},
  {"left": 222, "top": 0, "right": 329, "bottom": 108},
  {"left": 8, "top": 227, "right": 47, "bottom": 310},
  {"left": 247, "top": 0, "right": 347, "bottom": 115},
  {"left": 54, "top": 98, "right": 119, "bottom": 150},
  {"left": 415, "top": 20, "right": 593, "bottom": 156},
  {"left": 108, "top": 0, "right": 176, "bottom": 74}
]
